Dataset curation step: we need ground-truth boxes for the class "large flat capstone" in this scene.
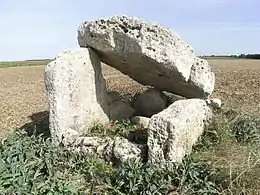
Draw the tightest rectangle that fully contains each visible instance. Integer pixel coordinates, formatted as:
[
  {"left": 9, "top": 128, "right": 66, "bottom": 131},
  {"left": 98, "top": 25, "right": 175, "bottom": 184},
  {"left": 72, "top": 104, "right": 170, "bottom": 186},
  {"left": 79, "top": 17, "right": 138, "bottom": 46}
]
[
  {"left": 78, "top": 15, "right": 215, "bottom": 98},
  {"left": 44, "top": 48, "right": 109, "bottom": 145}
]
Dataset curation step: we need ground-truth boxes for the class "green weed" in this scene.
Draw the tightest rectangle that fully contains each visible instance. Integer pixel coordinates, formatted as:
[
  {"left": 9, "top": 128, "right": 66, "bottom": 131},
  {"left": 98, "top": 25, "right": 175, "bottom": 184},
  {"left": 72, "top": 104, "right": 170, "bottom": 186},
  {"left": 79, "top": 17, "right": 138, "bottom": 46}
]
[{"left": 1, "top": 110, "right": 260, "bottom": 194}]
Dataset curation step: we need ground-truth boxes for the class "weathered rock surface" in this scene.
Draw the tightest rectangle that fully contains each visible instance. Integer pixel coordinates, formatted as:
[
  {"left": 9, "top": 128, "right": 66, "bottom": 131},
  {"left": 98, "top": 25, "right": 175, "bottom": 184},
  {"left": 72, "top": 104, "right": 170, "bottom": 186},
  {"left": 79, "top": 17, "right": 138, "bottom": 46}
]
[
  {"left": 131, "top": 116, "right": 150, "bottom": 129},
  {"left": 67, "top": 136, "right": 142, "bottom": 164},
  {"left": 147, "top": 99, "right": 212, "bottom": 165},
  {"left": 162, "top": 91, "right": 186, "bottom": 105},
  {"left": 70, "top": 136, "right": 112, "bottom": 155},
  {"left": 78, "top": 15, "right": 215, "bottom": 98},
  {"left": 109, "top": 100, "right": 135, "bottom": 120},
  {"left": 133, "top": 88, "right": 167, "bottom": 117},
  {"left": 110, "top": 137, "right": 142, "bottom": 164},
  {"left": 44, "top": 48, "right": 109, "bottom": 145},
  {"left": 206, "top": 98, "right": 222, "bottom": 108},
  {"left": 189, "top": 57, "right": 215, "bottom": 96}
]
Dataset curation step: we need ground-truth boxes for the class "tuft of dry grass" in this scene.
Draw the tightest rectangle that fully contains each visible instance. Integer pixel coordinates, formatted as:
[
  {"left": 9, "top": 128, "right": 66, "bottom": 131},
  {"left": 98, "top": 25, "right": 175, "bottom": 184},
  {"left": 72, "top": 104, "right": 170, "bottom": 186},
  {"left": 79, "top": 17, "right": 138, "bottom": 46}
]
[
  {"left": 195, "top": 110, "right": 260, "bottom": 194},
  {"left": 201, "top": 143, "right": 260, "bottom": 194}
]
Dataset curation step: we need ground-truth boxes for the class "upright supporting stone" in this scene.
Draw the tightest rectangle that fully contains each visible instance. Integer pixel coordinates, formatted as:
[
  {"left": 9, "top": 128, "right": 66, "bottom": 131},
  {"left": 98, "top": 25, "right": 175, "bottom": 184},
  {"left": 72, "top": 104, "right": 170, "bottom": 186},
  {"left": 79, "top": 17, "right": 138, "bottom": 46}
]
[
  {"left": 147, "top": 99, "right": 212, "bottom": 165},
  {"left": 44, "top": 48, "right": 109, "bottom": 145}
]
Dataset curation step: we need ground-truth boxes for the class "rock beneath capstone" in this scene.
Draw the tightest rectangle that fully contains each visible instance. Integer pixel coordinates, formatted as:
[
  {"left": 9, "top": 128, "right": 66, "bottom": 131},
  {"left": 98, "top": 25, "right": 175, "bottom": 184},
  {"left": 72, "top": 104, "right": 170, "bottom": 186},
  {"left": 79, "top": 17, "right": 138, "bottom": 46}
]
[
  {"left": 206, "top": 98, "right": 222, "bottom": 108},
  {"left": 147, "top": 99, "right": 212, "bottom": 165},
  {"left": 109, "top": 100, "right": 135, "bottom": 120},
  {"left": 131, "top": 116, "right": 150, "bottom": 129},
  {"left": 44, "top": 48, "right": 109, "bottom": 145},
  {"left": 162, "top": 91, "right": 186, "bottom": 105},
  {"left": 133, "top": 88, "right": 167, "bottom": 117},
  {"left": 78, "top": 15, "right": 215, "bottom": 98},
  {"left": 107, "top": 91, "right": 121, "bottom": 104}
]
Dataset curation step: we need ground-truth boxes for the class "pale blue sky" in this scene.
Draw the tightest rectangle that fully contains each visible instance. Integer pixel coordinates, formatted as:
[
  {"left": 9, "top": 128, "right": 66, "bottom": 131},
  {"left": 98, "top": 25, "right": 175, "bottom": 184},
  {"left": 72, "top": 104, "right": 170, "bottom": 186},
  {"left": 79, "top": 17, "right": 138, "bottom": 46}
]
[{"left": 0, "top": 0, "right": 259, "bottom": 61}]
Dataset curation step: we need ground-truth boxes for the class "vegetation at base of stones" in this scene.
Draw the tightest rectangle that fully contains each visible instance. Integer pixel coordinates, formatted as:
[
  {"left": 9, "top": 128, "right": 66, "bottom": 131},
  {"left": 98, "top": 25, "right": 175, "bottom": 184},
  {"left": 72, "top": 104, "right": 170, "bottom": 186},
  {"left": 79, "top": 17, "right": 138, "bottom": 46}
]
[
  {"left": 107, "top": 157, "right": 219, "bottom": 195},
  {"left": 0, "top": 130, "right": 111, "bottom": 194},
  {"left": 0, "top": 129, "right": 219, "bottom": 195},
  {"left": 231, "top": 115, "right": 260, "bottom": 144},
  {"left": 88, "top": 119, "right": 147, "bottom": 145},
  {"left": 1, "top": 111, "right": 259, "bottom": 194},
  {"left": 193, "top": 110, "right": 260, "bottom": 194},
  {"left": 195, "top": 110, "right": 260, "bottom": 151}
]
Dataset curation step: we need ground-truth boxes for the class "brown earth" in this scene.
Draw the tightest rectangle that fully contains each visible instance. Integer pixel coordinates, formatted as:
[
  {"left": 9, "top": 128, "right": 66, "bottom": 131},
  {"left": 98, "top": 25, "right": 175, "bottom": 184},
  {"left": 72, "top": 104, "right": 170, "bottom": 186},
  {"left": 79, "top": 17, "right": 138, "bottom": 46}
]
[{"left": 0, "top": 59, "right": 259, "bottom": 137}]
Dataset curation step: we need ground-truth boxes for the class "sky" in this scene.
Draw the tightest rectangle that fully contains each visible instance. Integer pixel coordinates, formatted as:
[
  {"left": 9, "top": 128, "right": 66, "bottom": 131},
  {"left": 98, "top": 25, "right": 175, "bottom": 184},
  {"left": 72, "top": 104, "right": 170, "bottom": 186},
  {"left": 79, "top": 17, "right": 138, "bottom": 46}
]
[{"left": 0, "top": 0, "right": 259, "bottom": 61}]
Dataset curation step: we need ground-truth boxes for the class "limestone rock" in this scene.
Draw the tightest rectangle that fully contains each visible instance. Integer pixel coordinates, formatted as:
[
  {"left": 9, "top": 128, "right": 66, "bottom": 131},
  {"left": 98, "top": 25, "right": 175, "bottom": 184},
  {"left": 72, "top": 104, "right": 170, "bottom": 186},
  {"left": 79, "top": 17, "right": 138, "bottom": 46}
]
[
  {"left": 131, "top": 116, "right": 150, "bottom": 129},
  {"left": 162, "top": 91, "right": 186, "bottom": 104},
  {"left": 206, "top": 98, "right": 222, "bottom": 108},
  {"left": 71, "top": 136, "right": 112, "bottom": 156},
  {"left": 103, "top": 137, "right": 142, "bottom": 164},
  {"left": 112, "top": 137, "right": 142, "bottom": 164},
  {"left": 78, "top": 15, "right": 215, "bottom": 98},
  {"left": 44, "top": 48, "right": 109, "bottom": 145},
  {"left": 109, "top": 100, "right": 135, "bottom": 120},
  {"left": 189, "top": 57, "right": 215, "bottom": 97},
  {"left": 147, "top": 99, "right": 212, "bottom": 165},
  {"left": 133, "top": 88, "right": 167, "bottom": 117},
  {"left": 65, "top": 135, "right": 142, "bottom": 164}
]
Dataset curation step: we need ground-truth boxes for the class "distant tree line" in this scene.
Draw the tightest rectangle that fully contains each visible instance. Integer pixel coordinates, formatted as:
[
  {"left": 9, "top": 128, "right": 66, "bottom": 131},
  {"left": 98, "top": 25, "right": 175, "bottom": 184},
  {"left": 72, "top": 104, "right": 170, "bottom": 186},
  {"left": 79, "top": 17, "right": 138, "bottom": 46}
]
[
  {"left": 236, "top": 54, "right": 260, "bottom": 59},
  {"left": 206, "top": 54, "right": 260, "bottom": 59}
]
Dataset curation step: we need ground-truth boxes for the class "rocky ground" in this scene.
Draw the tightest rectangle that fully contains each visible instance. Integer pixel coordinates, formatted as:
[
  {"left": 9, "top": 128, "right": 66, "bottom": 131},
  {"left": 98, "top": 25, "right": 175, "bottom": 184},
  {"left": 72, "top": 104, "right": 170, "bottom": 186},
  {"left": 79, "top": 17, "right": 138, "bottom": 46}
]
[{"left": 0, "top": 58, "right": 259, "bottom": 137}]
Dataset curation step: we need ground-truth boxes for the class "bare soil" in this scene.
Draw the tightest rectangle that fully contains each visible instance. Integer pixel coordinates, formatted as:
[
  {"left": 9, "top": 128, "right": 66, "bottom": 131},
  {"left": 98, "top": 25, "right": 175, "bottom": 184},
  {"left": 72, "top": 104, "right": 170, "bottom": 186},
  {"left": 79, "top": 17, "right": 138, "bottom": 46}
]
[{"left": 0, "top": 59, "right": 259, "bottom": 136}]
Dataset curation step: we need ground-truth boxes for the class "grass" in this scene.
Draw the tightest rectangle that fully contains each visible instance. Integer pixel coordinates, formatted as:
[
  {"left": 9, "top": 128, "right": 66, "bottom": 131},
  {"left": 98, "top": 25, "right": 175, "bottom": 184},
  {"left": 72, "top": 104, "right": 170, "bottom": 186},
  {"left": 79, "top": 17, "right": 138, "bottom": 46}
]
[
  {"left": 0, "top": 110, "right": 260, "bottom": 194},
  {"left": 88, "top": 119, "right": 147, "bottom": 145},
  {"left": 0, "top": 129, "right": 219, "bottom": 194},
  {"left": 0, "top": 130, "right": 112, "bottom": 194},
  {"left": 0, "top": 59, "right": 51, "bottom": 68},
  {"left": 194, "top": 109, "right": 260, "bottom": 194}
]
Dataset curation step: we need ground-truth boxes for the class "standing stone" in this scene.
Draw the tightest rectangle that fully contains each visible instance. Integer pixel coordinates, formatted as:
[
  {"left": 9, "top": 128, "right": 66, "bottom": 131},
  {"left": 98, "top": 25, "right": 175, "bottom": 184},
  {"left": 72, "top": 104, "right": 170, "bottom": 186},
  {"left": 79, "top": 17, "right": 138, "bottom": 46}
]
[
  {"left": 44, "top": 48, "right": 109, "bottom": 145},
  {"left": 147, "top": 99, "right": 212, "bottom": 165},
  {"left": 78, "top": 15, "right": 215, "bottom": 98},
  {"left": 133, "top": 88, "right": 167, "bottom": 117}
]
